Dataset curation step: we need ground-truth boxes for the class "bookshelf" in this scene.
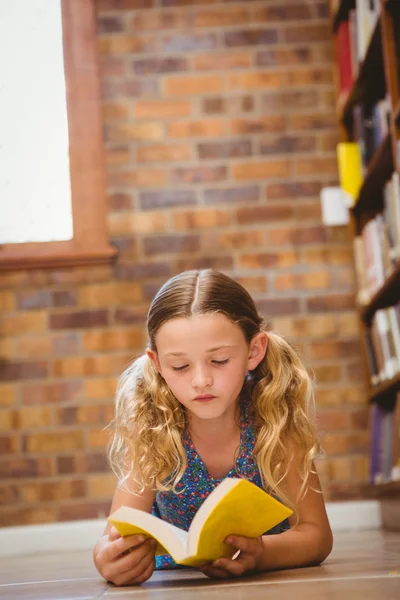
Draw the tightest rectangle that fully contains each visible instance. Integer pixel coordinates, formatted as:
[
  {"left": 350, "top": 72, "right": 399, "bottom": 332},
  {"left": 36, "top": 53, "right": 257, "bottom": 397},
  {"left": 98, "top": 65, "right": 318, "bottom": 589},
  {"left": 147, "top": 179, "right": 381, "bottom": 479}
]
[{"left": 331, "top": 0, "right": 400, "bottom": 529}]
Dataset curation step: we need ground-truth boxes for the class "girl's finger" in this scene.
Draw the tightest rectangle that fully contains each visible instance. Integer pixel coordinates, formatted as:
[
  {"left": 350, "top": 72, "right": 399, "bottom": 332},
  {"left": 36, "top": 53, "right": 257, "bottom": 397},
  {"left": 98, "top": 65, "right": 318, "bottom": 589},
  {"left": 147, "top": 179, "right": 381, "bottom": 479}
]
[
  {"left": 108, "top": 527, "right": 121, "bottom": 542},
  {"left": 225, "top": 535, "right": 258, "bottom": 555},
  {"left": 200, "top": 564, "right": 231, "bottom": 579},
  {"left": 116, "top": 542, "right": 156, "bottom": 585},
  {"left": 106, "top": 538, "right": 153, "bottom": 581},
  {"left": 107, "top": 534, "right": 146, "bottom": 561}
]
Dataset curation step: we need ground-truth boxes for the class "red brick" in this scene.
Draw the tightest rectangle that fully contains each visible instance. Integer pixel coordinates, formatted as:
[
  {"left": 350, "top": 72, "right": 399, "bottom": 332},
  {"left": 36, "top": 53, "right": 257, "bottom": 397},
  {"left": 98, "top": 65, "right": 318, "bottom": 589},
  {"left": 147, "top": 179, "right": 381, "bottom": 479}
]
[
  {"left": 143, "top": 234, "right": 200, "bottom": 256},
  {"left": 238, "top": 251, "right": 297, "bottom": 269},
  {"left": 0, "top": 291, "right": 15, "bottom": 311},
  {"left": 201, "top": 230, "right": 265, "bottom": 251},
  {"left": 224, "top": 29, "right": 278, "bottom": 47},
  {"left": 173, "top": 209, "right": 230, "bottom": 230},
  {"left": 160, "top": 33, "right": 218, "bottom": 53},
  {"left": 108, "top": 192, "right": 133, "bottom": 211},
  {"left": 203, "top": 95, "right": 254, "bottom": 114},
  {"left": 233, "top": 160, "right": 291, "bottom": 181},
  {"left": 171, "top": 166, "right": 227, "bottom": 184},
  {"left": 287, "top": 68, "right": 333, "bottom": 87},
  {"left": 168, "top": 120, "right": 226, "bottom": 138},
  {"left": 274, "top": 270, "right": 331, "bottom": 291},
  {"left": 193, "top": 51, "right": 251, "bottom": 71},
  {"left": 284, "top": 23, "right": 331, "bottom": 43},
  {"left": 204, "top": 185, "right": 259, "bottom": 205},
  {"left": 136, "top": 143, "right": 192, "bottom": 162},
  {"left": 227, "top": 71, "right": 285, "bottom": 91},
  {"left": 198, "top": 140, "right": 252, "bottom": 160},
  {"left": 176, "top": 255, "right": 233, "bottom": 272},
  {"left": 114, "top": 261, "right": 171, "bottom": 280},
  {"left": 16, "top": 407, "right": 53, "bottom": 429},
  {"left": 132, "top": 57, "right": 187, "bottom": 75},
  {"left": 106, "top": 145, "right": 130, "bottom": 166},
  {"left": 306, "top": 293, "right": 356, "bottom": 313},
  {"left": 114, "top": 306, "right": 148, "bottom": 325},
  {"left": 295, "top": 156, "right": 338, "bottom": 177},
  {"left": 316, "top": 409, "right": 351, "bottom": 431},
  {"left": 252, "top": 3, "right": 312, "bottom": 21},
  {"left": 256, "top": 47, "right": 312, "bottom": 67},
  {"left": 256, "top": 298, "right": 301, "bottom": 316},
  {"left": 0, "top": 507, "right": 57, "bottom": 527},
  {"left": 193, "top": 6, "right": 248, "bottom": 27},
  {"left": 0, "top": 360, "right": 48, "bottom": 382},
  {"left": 0, "top": 434, "right": 19, "bottom": 454},
  {"left": 99, "top": 35, "right": 156, "bottom": 55},
  {"left": 267, "top": 225, "right": 326, "bottom": 245},
  {"left": 236, "top": 276, "right": 268, "bottom": 293},
  {"left": 21, "top": 479, "right": 86, "bottom": 503},
  {"left": 288, "top": 112, "right": 336, "bottom": 131},
  {"left": 236, "top": 204, "right": 294, "bottom": 224},
  {"left": 310, "top": 340, "right": 363, "bottom": 361},
  {"left": 315, "top": 386, "right": 366, "bottom": 407},
  {"left": 97, "top": 0, "right": 153, "bottom": 8},
  {"left": 134, "top": 100, "right": 192, "bottom": 119},
  {"left": 0, "top": 484, "right": 20, "bottom": 505},
  {"left": 140, "top": 190, "right": 197, "bottom": 210},
  {"left": 58, "top": 501, "right": 111, "bottom": 522},
  {"left": 131, "top": 9, "right": 185, "bottom": 30},
  {"left": 0, "top": 312, "right": 47, "bottom": 336},
  {"left": 23, "top": 432, "right": 84, "bottom": 453},
  {"left": 108, "top": 211, "right": 168, "bottom": 236},
  {"left": 21, "top": 381, "right": 83, "bottom": 405},
  {"left": 97, "top": 15, "right": 125, "bottom": 34},
  {"left": 164, "top": 75, "right": 223, "bottom": 96},
  {"left": 82, "top": 330, "right": 145, "bottom": 352},
  {"left": 108, "top": 168, "right": 167, "bottom": 188},
  {"left": 106, "top": 121, "right": 164, "bottom": 142},
  {"left": 0, "top": 457, "right": 53, "bottom": 479},
  {"left": 0, "top": 385, "right": 16, "bottom": 406},
  {"left": 231, "top": 116, "right": 285, "bottom": 135},
  {"left": 49, "top": 310, "right": 109, "bottom": 330},
  {"left": 260, "top": 135, "right": 316, "bottom": 155}
]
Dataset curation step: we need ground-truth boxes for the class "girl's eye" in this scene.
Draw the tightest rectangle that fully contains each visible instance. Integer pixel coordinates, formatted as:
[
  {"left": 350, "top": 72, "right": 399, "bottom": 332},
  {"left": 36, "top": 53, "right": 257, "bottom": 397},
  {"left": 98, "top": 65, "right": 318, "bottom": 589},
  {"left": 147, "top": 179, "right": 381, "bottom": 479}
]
[
  {"left": 172, "top": 365, "right": 189, "bottom": 372},
  {"left": 212, "top": 359, "right": 229, "bottom": 365}
]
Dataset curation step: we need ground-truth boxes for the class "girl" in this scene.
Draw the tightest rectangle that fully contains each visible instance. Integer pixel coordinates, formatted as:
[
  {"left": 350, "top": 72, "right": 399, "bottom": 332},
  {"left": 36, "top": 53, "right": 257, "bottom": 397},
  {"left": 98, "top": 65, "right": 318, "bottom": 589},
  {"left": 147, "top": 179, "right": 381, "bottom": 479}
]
[{"left": 94, "top": 270, "right": 333, "bottom": 586}]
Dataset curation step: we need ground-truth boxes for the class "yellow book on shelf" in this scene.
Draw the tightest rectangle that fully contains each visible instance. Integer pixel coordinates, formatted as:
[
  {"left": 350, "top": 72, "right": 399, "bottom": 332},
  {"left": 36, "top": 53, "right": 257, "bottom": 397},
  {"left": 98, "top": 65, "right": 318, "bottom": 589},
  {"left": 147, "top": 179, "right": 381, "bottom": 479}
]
[
  {"left": 108, "top": 478, "right": 292, "bottom": 567},
  {"left": 337, "top": 142, "right": 363, "bottom": 206}
]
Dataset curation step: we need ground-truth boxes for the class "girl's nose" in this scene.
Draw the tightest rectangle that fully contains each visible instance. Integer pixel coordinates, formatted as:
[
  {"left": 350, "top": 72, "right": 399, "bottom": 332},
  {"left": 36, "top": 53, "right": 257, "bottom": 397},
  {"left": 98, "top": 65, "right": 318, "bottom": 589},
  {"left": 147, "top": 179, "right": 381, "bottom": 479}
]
[{"left": 191, "top": 366, "right": 213, "bottom": 389}]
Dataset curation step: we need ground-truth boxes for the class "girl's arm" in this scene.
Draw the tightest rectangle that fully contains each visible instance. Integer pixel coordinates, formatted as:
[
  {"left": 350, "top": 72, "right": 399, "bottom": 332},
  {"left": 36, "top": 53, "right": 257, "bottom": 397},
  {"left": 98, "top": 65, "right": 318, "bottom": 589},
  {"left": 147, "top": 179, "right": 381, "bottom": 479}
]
[{"left": 256, "top": 462, "right": 333, "bottom": 571}]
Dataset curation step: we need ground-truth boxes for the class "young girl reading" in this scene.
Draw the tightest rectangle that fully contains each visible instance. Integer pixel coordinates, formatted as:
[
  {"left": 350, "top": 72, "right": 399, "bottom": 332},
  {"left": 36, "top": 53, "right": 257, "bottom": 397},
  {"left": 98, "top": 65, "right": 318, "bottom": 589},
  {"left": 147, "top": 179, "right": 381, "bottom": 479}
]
[{"left": 93, "top": 269, "right": 333, "bottom": 586}]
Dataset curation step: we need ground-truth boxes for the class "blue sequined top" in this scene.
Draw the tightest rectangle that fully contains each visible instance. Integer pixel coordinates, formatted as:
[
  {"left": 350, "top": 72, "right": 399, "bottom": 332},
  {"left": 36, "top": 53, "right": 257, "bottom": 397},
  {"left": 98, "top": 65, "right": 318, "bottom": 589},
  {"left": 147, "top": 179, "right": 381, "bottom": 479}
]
[{"left": 152, "top": 404, "right": 290, "bottom": 569}]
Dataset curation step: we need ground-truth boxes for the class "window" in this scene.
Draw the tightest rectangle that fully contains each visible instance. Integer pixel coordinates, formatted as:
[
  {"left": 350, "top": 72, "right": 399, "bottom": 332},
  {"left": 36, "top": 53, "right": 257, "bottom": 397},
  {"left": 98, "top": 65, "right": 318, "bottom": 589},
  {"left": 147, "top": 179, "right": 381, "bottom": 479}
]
[{"left": 0, "top": 0, "right": 116, "bottom": 270}]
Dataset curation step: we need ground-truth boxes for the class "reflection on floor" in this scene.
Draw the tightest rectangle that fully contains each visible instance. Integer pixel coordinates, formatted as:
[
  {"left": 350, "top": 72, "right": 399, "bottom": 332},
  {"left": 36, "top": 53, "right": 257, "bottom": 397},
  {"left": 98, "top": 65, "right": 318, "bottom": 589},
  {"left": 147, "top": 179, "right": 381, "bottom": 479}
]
[{"left": 0, "top": 530, "right": 399, "bottom": 599}]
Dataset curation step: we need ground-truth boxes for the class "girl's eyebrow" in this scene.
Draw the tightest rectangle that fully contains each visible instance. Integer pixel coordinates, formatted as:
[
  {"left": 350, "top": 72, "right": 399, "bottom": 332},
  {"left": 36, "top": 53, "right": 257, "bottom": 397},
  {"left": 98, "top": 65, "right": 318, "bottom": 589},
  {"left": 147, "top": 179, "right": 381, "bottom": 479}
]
[{"left": 164, "top": 345, "right": 236, "bottom": 357}]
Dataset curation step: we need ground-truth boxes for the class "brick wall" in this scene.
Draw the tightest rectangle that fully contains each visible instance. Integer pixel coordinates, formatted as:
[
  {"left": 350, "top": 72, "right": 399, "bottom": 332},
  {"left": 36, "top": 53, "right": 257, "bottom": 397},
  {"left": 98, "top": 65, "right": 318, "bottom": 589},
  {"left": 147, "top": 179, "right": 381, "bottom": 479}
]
[{"left": 0, "top": 0, "right": 370, "bottom": 527}]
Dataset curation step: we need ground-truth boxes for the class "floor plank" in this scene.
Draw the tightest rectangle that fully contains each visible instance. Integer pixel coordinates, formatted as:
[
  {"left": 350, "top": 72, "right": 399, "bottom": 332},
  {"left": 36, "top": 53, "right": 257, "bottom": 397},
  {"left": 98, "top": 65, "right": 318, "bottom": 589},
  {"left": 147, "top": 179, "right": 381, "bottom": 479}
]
[{"left": 0, "top": 530, "right": 398, "bottom": 599}]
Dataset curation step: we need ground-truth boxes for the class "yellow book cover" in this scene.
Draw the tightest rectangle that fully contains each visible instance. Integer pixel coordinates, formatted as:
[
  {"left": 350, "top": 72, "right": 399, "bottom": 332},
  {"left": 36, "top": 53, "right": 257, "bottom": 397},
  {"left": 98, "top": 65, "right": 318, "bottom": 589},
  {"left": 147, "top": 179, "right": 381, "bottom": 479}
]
[
  {"left": 337, "top": 142, "right": 363, "bottom": 206},
  {"left": 108, "top": 478, "right": 293, "bottom": 567}
]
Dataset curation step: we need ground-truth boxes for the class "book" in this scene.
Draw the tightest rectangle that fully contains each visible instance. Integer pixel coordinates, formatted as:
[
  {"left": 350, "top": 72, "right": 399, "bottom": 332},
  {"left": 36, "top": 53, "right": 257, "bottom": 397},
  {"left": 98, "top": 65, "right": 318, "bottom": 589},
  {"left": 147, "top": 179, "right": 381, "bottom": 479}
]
[
  {"left": 108, "top": 478, "right": 293, "bottom": 567},
  {"left": 336, "top": 142, "right": 363, "bottom": 205}
]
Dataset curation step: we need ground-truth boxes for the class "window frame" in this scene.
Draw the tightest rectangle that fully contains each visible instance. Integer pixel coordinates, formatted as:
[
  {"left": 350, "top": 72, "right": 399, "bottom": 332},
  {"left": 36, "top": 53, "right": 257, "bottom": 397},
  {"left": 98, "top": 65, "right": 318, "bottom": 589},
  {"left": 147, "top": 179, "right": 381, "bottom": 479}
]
[{"left": 0, "top": 0, "right": 116, "bottom": 271}]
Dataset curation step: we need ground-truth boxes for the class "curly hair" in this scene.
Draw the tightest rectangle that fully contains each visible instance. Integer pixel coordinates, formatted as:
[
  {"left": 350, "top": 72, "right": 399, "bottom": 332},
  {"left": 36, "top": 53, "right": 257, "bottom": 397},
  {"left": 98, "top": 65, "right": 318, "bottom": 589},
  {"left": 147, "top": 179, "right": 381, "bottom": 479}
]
[{"left": 107, "top": 270, "right": 320, "bottom": 515}]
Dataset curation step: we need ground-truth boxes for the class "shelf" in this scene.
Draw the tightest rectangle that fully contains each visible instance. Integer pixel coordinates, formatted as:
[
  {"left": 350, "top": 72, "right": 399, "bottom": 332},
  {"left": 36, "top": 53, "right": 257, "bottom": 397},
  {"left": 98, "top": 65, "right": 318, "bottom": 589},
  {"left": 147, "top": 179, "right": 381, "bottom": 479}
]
[
  {"left": 340, "top": 16, "right": 385, "bottom": 124},
  {"left": 351, "top": 133, "right": 393, "bottom": 217},
  {"left": 361, "top": 260, "right": 400, "bottom": 323},
  {"left": 332, "top": 0, "right": 355, "bottom": 33},
  {"left": 372, "top": 480, "right": 400, "bottom": 498},
  {"left": 368, "top": 371, "right": 400, "bottom": 406}
]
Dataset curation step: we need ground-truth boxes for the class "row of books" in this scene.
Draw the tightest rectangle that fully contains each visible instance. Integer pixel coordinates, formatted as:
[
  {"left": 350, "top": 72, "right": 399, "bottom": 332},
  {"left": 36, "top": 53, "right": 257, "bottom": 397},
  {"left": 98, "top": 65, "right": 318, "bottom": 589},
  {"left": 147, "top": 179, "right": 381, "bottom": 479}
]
[
  {"left": 370, "top": 396, "right": 400, "bottom": 484},
  {"left": 353, "top": 98, "right": 390, "bottom": 173},
  {"left": 353, "top": 172, "right": 400, "bottom": 302},
  {"left": 335, "top": 0, "right": 381, "bottom": 103},
  {"left": 364, "top": 305, "right": 400, "bottom": 386}
]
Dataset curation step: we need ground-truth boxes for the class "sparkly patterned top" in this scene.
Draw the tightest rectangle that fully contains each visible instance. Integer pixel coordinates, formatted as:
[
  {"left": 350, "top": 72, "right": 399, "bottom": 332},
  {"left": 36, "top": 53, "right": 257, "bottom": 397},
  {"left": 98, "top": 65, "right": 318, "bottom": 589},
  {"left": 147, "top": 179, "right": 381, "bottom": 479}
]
[{"left": 152, "top": 404, "right": 290, "bottom": 570}]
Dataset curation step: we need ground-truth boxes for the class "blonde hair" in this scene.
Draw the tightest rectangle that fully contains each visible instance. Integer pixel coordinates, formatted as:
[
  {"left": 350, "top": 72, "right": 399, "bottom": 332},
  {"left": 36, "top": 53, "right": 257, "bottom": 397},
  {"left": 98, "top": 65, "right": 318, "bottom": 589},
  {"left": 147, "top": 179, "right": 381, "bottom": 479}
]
[{"left": 108, "top": 270, "right": 320, "bottom": 513}]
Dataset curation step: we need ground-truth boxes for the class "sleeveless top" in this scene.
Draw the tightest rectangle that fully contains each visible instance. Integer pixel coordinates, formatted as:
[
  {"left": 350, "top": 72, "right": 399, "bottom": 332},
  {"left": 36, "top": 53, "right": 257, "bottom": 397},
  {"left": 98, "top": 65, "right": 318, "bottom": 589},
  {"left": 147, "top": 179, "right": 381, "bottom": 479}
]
[{"left": 152, "top": 404, "right": 290, "bottom": 570}]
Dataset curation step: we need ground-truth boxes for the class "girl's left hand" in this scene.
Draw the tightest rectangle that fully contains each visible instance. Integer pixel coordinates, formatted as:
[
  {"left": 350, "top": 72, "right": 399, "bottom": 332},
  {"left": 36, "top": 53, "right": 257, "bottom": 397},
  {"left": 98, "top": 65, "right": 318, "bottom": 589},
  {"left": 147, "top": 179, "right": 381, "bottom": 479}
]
[{"left": 200, "top": 536, "right": 264, "bottom": 579}]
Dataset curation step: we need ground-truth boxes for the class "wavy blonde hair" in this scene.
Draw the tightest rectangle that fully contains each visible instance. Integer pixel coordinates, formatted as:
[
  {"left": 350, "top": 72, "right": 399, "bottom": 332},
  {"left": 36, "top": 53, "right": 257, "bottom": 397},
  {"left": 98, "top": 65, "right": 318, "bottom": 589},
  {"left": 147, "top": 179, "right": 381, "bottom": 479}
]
[{"left": 108, "top": 270, "right": 320, "bottom": 514}]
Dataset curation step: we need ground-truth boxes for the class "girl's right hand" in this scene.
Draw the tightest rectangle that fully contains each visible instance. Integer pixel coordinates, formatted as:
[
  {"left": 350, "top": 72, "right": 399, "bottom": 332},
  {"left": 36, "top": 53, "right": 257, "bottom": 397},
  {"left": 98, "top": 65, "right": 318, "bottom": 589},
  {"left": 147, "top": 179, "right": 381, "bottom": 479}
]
[{"left": 94, "top": 526, "right": 157, "bottom": 586}]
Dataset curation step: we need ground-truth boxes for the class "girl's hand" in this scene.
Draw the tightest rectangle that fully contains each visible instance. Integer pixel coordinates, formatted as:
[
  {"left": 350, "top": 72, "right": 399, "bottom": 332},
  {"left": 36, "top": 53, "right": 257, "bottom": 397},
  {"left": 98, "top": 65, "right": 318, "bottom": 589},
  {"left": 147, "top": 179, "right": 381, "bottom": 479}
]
[
  {"left": 200, "top": 535, "right": 264, "bottom": 579},
  {"left": 94, "top": 526, "right": 157, "bottom": 586}
]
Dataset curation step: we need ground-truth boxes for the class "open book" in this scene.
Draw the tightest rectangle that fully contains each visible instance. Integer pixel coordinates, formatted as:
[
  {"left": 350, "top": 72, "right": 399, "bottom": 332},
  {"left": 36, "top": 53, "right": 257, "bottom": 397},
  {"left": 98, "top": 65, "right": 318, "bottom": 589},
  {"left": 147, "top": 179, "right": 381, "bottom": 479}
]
[{"left": 108, "top": 478, "right": 292, "bottom": 567}]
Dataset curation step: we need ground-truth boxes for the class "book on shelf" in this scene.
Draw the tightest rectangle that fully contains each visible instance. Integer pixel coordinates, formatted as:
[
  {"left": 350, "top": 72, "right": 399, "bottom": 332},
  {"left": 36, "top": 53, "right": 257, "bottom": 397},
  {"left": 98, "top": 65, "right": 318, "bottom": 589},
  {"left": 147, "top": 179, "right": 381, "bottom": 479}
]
[
  {"left": 108, "top": 478, "right": 292, "bottom": 567},
  {"left": 337, "top": 142, "right": 363, "bottom": 205},
  {"left": 368, "top": 306, "right": 400, "bottom": 384},
  {"left": 370, "top": 396, "right": 400, "bottom": 485}
]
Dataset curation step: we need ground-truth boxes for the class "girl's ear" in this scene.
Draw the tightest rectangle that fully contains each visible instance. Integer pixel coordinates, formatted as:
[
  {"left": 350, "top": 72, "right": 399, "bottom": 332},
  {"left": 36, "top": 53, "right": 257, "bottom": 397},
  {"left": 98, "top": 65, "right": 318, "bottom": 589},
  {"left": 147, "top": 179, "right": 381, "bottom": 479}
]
[
  {"left": 247, "top": 332, "right": 268, "bottom": 371},
  {"left": 146, "top": 348, "right": 162, "bottom": 375}
]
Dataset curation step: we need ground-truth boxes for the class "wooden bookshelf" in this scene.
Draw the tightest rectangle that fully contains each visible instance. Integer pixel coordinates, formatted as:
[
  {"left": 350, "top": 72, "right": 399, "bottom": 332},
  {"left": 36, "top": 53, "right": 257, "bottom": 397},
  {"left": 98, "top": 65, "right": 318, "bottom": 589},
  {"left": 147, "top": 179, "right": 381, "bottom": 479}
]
[
  {"left": 332, "top": 0, "right": 400, "bottom": 521},
  {"left": 352, "top": 133, "right": 393, "bottom": 217},
  {"left": 332, "top": 0, "right": 355, "bottom": 34},
  {"left": 368, "top": 371, "right": 400, "bottom": 406},
  {"left": 340, "top": 16, "right": 385, "bottom": 124},
  {"left": 361, "top": 261, "right": 400, "bottom": 322}
]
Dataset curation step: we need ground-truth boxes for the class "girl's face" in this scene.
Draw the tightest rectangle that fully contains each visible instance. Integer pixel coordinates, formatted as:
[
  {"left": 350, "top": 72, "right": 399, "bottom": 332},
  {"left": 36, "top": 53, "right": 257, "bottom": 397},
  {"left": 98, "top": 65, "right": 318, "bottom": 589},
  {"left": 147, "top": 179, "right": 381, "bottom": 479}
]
[{"left": 147, "top": 313, "right": 267, "bottom": 422}]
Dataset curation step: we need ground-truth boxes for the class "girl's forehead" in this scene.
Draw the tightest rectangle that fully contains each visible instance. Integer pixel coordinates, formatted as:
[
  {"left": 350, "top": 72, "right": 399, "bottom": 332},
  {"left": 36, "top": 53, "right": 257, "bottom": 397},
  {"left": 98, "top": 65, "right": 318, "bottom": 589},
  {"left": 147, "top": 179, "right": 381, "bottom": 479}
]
[{"left": 155, "top": 313, "right": 246, "bottom": 351}]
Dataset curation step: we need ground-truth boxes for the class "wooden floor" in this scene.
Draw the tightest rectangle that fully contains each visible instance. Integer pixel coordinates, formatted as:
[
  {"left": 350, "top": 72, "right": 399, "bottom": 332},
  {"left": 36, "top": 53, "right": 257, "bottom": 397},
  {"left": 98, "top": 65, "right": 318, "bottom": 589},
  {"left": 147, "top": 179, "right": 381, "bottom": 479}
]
[{"left": 0, "top": 530, "right": 399, "bottom": 599}]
